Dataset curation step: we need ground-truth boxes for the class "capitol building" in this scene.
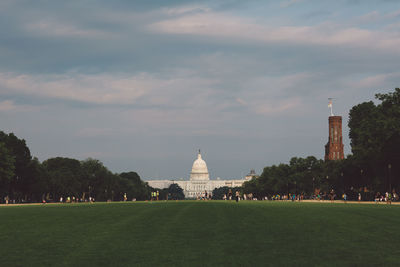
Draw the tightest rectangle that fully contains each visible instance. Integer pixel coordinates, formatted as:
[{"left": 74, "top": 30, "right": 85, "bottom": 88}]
[{"left": 147, "top": 151, "right": 252, "bottom": 198}]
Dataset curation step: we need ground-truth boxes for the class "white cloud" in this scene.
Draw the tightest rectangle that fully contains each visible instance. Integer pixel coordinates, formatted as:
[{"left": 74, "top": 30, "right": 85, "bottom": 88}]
[
  {"left": 351, "top": 9, "right": 400, "bottom": 27},
  {"left": 385, "top": 9, "right": 400, "bottom": 20},
  {"left": 281, "top": 0, "right": 304, "bottom": 8},
  {"left": 254, "top": 97, "right": 302, "bottom": 115},
  {"left": 0, "top": 71, "right": 226, "bottom": 122},
  {"left": 346, "top": 72, "right": 400, "bottom": 90},
  {"left": 0, "top": 69, "right": 312, "bottom": 120},
  {"left": 235, "top": 97, "right": 247, "bottom": 106},
  {"left": 162, "top": 5, "right": 211, "bottom": 15},
  {"left": 0, "top": 100, "right": 16, "bottom": 111},
  {"left": 0, "top": 72, "right": 154, "bottom": 105},
  {"left": 235, "top": 72, "right": 314, "bottom": 116},
  {"left": 149, "top": 11, "right": 400, "bottom": 53},
  {"left": 25, "top": 19, "right": 112, "bottom": 38},
  {"left": 353, "top": 11, "right": 380, "bottom": 24},
  {"left": 0, "top": 99, "right": 38, "bottom": 112},
  {"left": 75, "top": 127, "right": 117, "bottom": 137}
]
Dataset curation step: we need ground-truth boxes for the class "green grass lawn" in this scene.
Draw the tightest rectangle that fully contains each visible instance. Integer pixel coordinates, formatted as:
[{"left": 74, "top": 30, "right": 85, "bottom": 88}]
[{"left": 1, "top": 201, "right": 400, "bottom": 266}]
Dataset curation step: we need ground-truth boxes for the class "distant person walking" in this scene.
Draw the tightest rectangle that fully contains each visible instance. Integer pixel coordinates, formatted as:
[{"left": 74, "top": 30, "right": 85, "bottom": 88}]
[
  {"left": 358, "top": 193, "right": 361, "bottom": 203},
  {"left": 235, "top": 191, "right": 240, "bottom": 202},
  {"left": 387, "top": 192, "right": 392, "bottom": 205}
]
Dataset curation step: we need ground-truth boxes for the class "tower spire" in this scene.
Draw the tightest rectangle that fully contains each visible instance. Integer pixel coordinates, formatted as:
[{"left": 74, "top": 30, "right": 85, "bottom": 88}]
[{"left": 325, "top": 113, "right": 344, "bottom": 161}]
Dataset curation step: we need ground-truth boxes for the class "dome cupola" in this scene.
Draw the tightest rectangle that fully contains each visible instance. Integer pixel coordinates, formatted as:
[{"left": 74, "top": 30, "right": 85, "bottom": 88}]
[{"left": 190, "top": 150, "right": 210, "bottom": 181}]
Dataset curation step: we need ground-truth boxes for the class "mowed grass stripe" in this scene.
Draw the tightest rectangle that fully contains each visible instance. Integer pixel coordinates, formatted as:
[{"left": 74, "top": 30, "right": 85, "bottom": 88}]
[{"left": 1, "top": 201, "right": 400, "bottom": 266}]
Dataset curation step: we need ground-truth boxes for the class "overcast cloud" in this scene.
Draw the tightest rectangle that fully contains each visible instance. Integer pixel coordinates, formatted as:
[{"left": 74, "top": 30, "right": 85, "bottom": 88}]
[{"left": 1, "top": 0, "right": 399, "bottom": 179}]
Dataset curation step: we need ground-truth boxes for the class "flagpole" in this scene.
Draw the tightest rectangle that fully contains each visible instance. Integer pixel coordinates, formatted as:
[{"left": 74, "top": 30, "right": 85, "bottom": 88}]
[{"left": 328, "top": 98, "right": 334, "bottom": 116}]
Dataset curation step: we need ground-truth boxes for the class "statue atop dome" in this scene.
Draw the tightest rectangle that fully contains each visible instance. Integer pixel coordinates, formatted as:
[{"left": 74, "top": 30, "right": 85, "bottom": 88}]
[{"left": 190, "top": 150, "right": 210, "bottom": 181}]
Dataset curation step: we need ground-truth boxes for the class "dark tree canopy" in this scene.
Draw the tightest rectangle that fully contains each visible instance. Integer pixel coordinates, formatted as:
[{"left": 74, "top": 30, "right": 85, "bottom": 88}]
[
  {"left": 0, "top": 142, "right": 15, "bottom": 194},
  {"left": 167, "top": 183, "right": 185, "bottom": 200},
  {"left": 212, "top": 186, "right": 241, "bottom": 200},
  {"left": 348, "top": 88, "right": 400, "bottom": 192},
  {"left": 0, "top": 131, "right": 32, "bottom": 199},
  {"left": 120, "top": 172, "right": 142, "bottom": 185},
  {"left": 0, "top": 132, "right": 151, "bottom": 203}
]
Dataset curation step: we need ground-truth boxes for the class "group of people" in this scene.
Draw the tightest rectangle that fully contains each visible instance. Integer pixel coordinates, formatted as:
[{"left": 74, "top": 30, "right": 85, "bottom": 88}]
[
  {"left": 196, "top": 190, "right": 212, "bottom": 200},
  {"left": 56, "top": 196, "right": 95, "bottom": 203},
  {"left": 4, "top": 189, "right": 399, "bottom": 204},
  {"left": 270, "top": 194, "right": 306, "bottom": 201},
  {"left": 222, "top": 190, "right": 241, "bottom": 202},
  {"left": 374, "top": 192, "right": 398, "bottom": 203},
  {"left": 150, "top": 191, "right": 159, "bottom": 201}
]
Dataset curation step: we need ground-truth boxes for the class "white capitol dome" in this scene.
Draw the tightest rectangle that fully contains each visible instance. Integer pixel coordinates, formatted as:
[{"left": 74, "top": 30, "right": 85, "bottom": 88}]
[
  {"left": 147, "top": 149, "right": 247, "bottom": 198},
  {"left": 190, "top": 150, "right": 210, "bottom": 181}
]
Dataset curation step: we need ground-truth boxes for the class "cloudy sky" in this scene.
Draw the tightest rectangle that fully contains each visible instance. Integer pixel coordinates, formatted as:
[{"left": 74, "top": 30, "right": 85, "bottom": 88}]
[{"left": 1, "top": 0, "right": 399, "bottom": 180}]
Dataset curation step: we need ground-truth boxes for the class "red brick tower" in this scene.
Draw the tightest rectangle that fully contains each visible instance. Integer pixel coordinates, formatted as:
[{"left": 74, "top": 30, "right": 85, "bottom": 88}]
[{"left": 325, "top": 116, "right": 344, "bottom": 160}]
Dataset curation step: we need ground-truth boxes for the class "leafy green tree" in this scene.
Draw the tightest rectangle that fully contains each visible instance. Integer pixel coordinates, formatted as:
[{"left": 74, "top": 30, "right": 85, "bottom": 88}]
[
  {"left": 0, "top": 131, "right": 152, "bottom": 203},
  {"left": 167, "top": 183, "right": 185, "bottom": 200},
  {"left": 242, "top": 179, "right": 259, "bottom": 198},
  {"left": 348, "top": 88, "right": 400, "bottom": 193},
  {"left": 254, "top": 157, "right": 324, "bottom": 198},
  {"left": 0, "top": 131, "right": 32, "bottom": 200},
  {"left": 261, "top": 164, "right": 291, "bottom": 195},
  {"left": 212, "top": 186, "right": 229, "bottom": 200},
  {"left": 348, "top": 101, "right": 381, "bottom": 159},
  {"left": 289, "top": 157, "right": 323, "bottom": 194},
  {"left": 26, "top": 158, "right": 49, "bottom": 202},
  {"left": 43, "top": 157, "right": 84, "bottom": 200},
  {"left": 81, "top": 158, "right": 114, "bottom": 201},
  {"left": 0, "top": 142, "right": 15, "bottom": 197},
  {"left": 120, "top": 172, "right": 141, "bottom": 184},
  {"left": 119, "top": 171, "right": 150, "bottom": 200},
  {"left": 212, "top": 186, "right": 242, "bottom": 200}
]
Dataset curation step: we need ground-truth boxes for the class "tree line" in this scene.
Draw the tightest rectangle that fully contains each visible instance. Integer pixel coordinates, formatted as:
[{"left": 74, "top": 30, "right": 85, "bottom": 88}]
[
  {"left": 243, "top": 88, "right": 400, "bottom": 201},
  {"left": 0, "top": 132, "right": 152, "bottom": 203}
]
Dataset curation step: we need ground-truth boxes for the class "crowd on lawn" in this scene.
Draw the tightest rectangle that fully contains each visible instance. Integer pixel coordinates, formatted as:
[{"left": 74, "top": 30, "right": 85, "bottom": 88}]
[
  {"left": 374, "top": 192, "right": 398, "bottom": 203},
  {"left": 233, "top": 190, "right": 399, "bottom": 203},
  {"left": 2, "top": 193, "right": 139, "bottom": 205},
  {"left": 197, "top": 190, "right": 212, "bottom": 200},
  {"left": 218, "top": 188, "right": 400, "bottom": 204},
  {"left": 3, "top": 189, "right": 398, "bottom": 204}
]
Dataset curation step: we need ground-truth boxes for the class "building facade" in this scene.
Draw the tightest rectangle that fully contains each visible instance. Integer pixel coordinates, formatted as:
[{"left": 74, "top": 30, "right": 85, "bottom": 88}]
[
  {"left": 325, "top": 116, "right": 344, "bottom": 160},
  {"left": 147, "top": 151, "right": 247, "bottom": 198}
]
